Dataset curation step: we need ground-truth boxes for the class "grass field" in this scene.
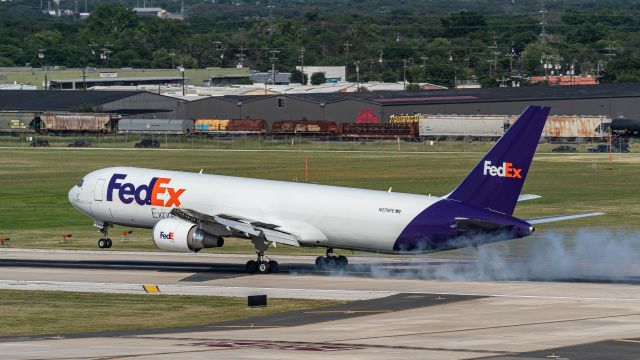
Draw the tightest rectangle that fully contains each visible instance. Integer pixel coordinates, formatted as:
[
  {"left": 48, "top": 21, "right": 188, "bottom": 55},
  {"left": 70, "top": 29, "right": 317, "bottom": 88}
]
[
  {"left": 0, "top": 147, "right": 637, "bottom": 256},
  {"left": 0, "top": 289, "right": 337, "bottom": 336}
]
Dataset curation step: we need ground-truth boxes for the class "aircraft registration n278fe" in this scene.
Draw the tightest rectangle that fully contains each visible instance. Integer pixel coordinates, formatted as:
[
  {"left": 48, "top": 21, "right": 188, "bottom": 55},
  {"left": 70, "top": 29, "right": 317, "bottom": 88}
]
[{"left": 68, "top": 106, "right": 603, "bottom": 274}]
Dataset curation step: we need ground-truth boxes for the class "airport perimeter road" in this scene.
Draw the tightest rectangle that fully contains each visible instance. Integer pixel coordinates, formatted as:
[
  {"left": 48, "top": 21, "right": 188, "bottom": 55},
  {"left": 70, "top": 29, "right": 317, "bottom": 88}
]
[{"left": 1, "top": 249, "right": 640, "bottom": 359}]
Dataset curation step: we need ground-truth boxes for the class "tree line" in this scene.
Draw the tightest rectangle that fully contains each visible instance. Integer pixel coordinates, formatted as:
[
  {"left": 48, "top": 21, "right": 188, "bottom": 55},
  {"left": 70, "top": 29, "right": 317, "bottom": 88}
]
[{"left": 1, "top": 0, "right": 640, "bottom": 87}]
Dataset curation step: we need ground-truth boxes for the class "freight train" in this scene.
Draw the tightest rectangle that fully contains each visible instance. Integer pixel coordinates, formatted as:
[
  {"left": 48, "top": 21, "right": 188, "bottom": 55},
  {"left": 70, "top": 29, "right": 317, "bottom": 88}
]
[{"left": 0, "top": 111, "right": 614, "bottom": 141}]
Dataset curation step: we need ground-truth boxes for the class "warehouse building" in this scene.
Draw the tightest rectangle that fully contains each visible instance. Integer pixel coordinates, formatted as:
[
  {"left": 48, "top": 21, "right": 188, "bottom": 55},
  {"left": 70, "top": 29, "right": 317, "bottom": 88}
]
[
  {"left": 180, "top": 83, "right": 640, "bottom": 124},
  {"left": 0, "top": 90, "right": 183, "bottom": 118},
  {"left": 49, "top": 76, "right": 186, "bottom": 90}
]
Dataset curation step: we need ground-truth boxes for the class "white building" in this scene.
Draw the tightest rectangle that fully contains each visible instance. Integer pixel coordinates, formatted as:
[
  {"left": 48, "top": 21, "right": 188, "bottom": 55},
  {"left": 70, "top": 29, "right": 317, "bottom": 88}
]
[{"left": 296, "top": 66, "right": 346, "bottom": 84}]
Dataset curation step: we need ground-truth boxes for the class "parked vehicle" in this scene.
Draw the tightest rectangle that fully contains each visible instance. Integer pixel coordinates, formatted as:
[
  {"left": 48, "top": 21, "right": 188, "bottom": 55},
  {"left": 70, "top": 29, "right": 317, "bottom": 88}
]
[
  {"left": 68, "top": 140, "right": 91, "bottom": 147},
  {"left": 587, "top": 143, "right": 630, "bottom": 153},
  {"left": 551, "top": 145, "right": 576, "bottom": 153},
  {"left": 134, "top": 139, "right": 160, "bottom": 148},
  {"left": 29, "top": 139, "right": 49, "bottom": 147}
]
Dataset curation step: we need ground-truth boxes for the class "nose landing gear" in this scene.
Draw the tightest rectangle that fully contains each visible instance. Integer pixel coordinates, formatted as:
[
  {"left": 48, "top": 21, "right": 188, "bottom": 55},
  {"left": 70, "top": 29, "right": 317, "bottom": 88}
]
[{"left": 95, "top": 221, "right": 112, "bottom": 249}]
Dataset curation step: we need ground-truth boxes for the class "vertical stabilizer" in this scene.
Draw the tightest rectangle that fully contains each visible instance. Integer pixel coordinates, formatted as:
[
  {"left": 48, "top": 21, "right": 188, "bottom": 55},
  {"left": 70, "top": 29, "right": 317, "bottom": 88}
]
[{"left": 446, "top": 105, "right": 550, "bottom": 215}]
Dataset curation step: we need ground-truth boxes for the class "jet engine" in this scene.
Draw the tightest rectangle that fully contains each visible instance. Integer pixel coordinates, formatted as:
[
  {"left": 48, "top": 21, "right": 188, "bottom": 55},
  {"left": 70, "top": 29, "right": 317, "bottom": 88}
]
[{"left": 152, "top": 218, "right": 224, "bottom": 252}]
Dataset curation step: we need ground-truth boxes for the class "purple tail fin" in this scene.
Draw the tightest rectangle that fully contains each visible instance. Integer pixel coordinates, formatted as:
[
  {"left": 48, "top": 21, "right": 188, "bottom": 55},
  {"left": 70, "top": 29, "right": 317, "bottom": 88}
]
[{"left": 447, "top": 105, "right": 550, "bottom": 215}]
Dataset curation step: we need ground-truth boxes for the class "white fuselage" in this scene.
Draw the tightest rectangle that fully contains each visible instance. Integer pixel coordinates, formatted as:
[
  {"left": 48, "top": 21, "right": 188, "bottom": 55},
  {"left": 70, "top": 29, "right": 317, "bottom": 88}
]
[{"left": 69, "top": 167, "right": 440, "bottom": 253}]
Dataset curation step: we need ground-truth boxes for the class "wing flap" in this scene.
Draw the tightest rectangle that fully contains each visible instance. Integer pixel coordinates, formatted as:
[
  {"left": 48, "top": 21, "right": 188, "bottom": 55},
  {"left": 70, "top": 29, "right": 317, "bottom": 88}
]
[
  {"left": 526, "top": 212, "right": 604, "bottom": 224},
  {"left": 170, "top": 208, "right": 301, "bottom": 247}
]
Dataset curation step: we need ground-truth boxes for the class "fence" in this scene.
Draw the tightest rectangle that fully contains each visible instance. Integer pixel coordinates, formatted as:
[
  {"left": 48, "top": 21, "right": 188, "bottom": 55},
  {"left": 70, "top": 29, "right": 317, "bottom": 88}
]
[{"left": 0, "top": 132, "right": 633, "bottom": 153}]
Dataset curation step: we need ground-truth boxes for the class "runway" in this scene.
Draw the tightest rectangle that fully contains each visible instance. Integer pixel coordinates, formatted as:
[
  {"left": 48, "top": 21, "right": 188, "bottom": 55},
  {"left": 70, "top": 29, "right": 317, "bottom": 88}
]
[{"left": 1, "top": 248, "right": 640, "bottom": 359}]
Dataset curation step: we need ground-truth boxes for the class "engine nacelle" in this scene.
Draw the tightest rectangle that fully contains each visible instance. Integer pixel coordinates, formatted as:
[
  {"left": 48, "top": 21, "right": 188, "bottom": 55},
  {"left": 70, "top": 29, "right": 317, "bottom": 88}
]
[{"left": 152, "top": 218, "right": 224, "bottom": 253}]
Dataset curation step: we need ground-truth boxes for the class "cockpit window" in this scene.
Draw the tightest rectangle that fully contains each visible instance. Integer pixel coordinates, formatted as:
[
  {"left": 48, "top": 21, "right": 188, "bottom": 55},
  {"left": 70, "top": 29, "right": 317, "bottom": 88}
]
[{"left": 76, "top": 179, "right": 84, "bottom": 187}]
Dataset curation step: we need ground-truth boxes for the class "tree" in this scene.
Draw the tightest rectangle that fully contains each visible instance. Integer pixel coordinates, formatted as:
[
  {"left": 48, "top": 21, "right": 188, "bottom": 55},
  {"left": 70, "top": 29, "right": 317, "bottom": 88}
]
[
  {"left": 441, "top": 11, "right": 487, "bottom": 38},
  {"left": 290, "top": 69, "right": 308, "bottom": 84},
  {"left": 87, "top": 4, "right": 138, "bottom": 39},
  {"left": 310, "top": 72, "right": 326, "bottom": 85}
]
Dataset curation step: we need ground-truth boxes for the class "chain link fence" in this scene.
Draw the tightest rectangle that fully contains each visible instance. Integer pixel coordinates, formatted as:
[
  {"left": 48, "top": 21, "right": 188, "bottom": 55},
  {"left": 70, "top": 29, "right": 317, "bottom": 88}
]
[{"left": 0, "top": 132, "right": 633, "bottom": 153}]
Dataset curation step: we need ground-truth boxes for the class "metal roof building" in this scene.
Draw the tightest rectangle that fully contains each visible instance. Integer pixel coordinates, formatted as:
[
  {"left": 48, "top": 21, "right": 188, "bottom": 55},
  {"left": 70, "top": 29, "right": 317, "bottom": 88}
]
[
  {"left": 0, "top": 90, "right": 182, "bottom": 117},
  {"left": 49, "top": 76, "right": 187, "bottom": 90},
  {"left": 181, "top": 83, "right": 640, "bottom": 123}
]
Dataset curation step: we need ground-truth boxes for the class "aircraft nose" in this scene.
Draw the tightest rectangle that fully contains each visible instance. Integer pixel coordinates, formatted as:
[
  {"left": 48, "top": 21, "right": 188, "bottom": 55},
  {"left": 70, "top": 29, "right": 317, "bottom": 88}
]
[{"left": 68, "top": 186, "right": 80, "bottom": 207}]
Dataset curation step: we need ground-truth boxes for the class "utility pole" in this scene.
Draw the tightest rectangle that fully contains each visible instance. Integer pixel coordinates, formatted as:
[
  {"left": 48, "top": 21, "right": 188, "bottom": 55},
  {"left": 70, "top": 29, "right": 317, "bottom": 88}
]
[
  {"left": 402, "top": 58, "right": 408, "bottom": 90},
  {"left": 299, "top": 46, "right": 305, "bottom": 84},
  {"left": 354, "top": 60, "right": 360, "bottom": 91},
  {"left": 605, "top": 44, "right": 617, "bottom": 62},
  {"left": 269, "top": 50, "right": 280, "bottom": 86},
  {"left": 82, "top": 67, "right": 87, "bottom": 90},
  {"left": 539, "top": 0, "right": 547, "bottom": 43},
  {"left": 507, "top": 45, "right": 516, "bottom": 73},
  {"left": 343, "top": 41, "right": 352, "bottom": 82},
  {"left": 378, "top": 50, "right": 384, "bottom": 81},
  {"left": 236, "top": 46, "right": 247, "bottom": 68},
  {"left": 420, "top": 56, "right": 428, "bottom": 68},
  {"left": 489, "top": 33, "right": 499, "bottom": 75},
  {"left": 267, "top": 2, "right": 275, "bottom": 38}
]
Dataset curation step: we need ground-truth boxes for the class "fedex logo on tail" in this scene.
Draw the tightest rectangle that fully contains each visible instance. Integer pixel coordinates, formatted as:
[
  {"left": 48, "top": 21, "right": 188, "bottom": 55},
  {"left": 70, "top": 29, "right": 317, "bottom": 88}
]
[
  {"left": 483, "top": 161, "right": 522, "bottom": 179},
  {"left": 107, "top": 173, "right": 186, "bottom": 207}
]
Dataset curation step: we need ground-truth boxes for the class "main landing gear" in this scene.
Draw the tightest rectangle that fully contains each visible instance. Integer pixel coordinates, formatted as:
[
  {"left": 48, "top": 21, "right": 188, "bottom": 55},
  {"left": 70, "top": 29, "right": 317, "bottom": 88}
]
[
  {"left": 245, "top": 251, "right": 279, "bottom": 274},
  {"left": 96, "top": 221, "right": 112, "bottom": 249},
  {"left": 315, "top": 248, "right": 348, "bottom": 271},
  {"left": 245, "top": 236, "right": 279, "bottom": 274}
]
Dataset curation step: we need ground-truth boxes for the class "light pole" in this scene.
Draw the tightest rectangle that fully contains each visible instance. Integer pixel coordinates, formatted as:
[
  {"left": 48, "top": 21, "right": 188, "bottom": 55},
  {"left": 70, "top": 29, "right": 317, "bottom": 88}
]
[
  {"left": 38, "top": 49, "right": 47, "bottom": 90},
  {"left": 354, "top": 60, "right": 360, "bottom": 91},
  {"left": 179, "top": 66, "right": 185, "bottom": 96}
]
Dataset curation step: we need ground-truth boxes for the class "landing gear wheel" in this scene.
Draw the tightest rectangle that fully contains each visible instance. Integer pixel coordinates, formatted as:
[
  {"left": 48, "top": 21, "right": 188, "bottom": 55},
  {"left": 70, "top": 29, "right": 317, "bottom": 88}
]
[
  {"left": 337, "top": 255, "right": 348, "bottom": 268},
  {"left": 315, "top": 249, "right": 348, "bottom": 272},
  {"left": 268, "top": 260, "right": 279, "bottom": 273},
  {"left": 258, "top": 261, "right": 271, "bottom": 274},
  {"left": 245, "top": 260, "right": 258, "bottom": 274},
  {"left": 315, "top": 256, "right": 327, "bottom": 271},
  {"left": 105, "top": 238, "right": 112, "bottom": 248},
  {"left": 98, "top": 238, "right": 106, "bottom": 249}
]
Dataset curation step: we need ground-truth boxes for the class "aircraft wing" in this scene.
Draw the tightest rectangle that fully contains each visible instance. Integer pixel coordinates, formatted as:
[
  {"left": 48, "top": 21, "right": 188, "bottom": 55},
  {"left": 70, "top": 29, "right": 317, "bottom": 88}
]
[
  {"left": 170, "top": 208, "right": 300, "bottom": 247},
  {"left": 518, "top": 194, "right": 541, "bottom": 202},
  {"left": 525, "top": 212, "right": 604, "bottom": 224}
]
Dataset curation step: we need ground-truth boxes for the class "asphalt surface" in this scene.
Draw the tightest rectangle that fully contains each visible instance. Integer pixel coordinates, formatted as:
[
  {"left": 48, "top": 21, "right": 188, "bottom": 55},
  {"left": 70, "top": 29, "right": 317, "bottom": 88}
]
[
  {"left": 2, "top": 249, "right": 640, "bottom": 359},
  {"left": 0, "top": 292, "right": 482, "bottom": 343}
]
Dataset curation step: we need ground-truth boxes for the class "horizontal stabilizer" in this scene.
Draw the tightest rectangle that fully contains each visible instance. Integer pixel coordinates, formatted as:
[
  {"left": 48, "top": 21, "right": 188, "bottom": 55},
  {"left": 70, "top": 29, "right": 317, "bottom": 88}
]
[
  {"left": 518, "top": 194, "right": 541, "bottom": 202},
  {"left": 526, "top": 212, "right": 604, "bottom": 225}
]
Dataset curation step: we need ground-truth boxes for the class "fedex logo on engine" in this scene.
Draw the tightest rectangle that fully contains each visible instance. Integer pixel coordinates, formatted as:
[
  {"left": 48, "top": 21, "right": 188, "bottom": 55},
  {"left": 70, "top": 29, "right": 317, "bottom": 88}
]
[
  {"left": 159, "top": 231, "right": 174, "bottom": 241},
  {"left": 106, "top": 173, "right": 186, "bottom": 207},
  {"left": 483, "top": 161, "right": 522, "bottom": 179}
]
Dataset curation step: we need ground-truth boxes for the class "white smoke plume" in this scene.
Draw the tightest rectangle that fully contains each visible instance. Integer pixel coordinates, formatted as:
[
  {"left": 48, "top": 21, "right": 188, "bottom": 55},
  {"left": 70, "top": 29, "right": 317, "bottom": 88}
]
[{"left": 341, "top": 229, "right": 640, "bottom": 282}]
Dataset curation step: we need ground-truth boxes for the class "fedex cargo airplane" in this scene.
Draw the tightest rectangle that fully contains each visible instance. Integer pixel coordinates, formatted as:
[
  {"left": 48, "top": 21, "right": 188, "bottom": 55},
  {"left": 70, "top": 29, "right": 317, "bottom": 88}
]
[{"left": 68, "top": 106, "right": 602, "bottom": 274}]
